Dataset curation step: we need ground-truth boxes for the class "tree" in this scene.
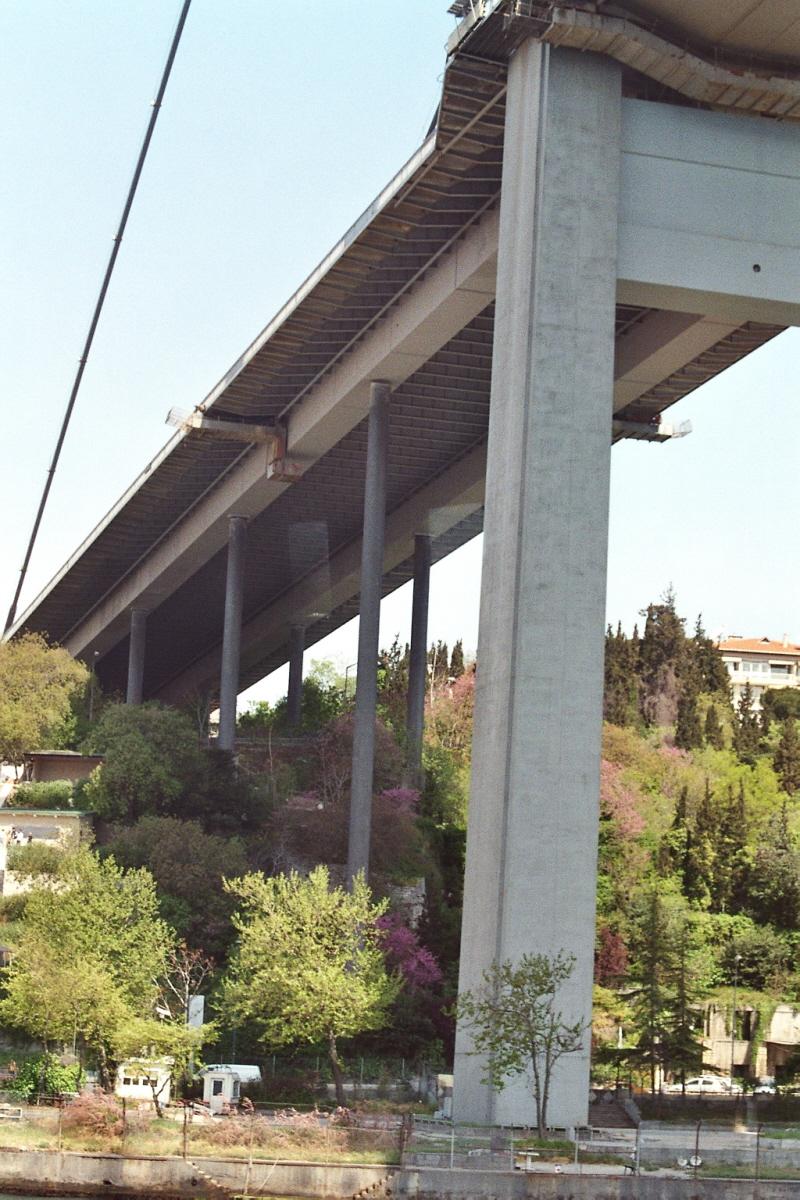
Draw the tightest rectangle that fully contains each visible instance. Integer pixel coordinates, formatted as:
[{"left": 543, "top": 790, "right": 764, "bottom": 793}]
[
  {"left": 221, "top": 866, "right": 399, "bottom": 1105},
  {"left": 686, "top": 615, "right": 730, "bottom": 696},
  {"left": 104, "top": 816, "right": 248, "bottom": 958},
  {"left": 733, "top": 684, "right": 761, "bottom": 765},
  {"left": 774, "top": 718, "right": 800, "bottom": 796},
  {"left": 704, "top": 703, "right": 725, "bottom": 750},
  {"left": 0, "top": 633, "right": 88, "bottom": 767},
  {"left": 0, "top": 847, "right": 173, "bottom": 1085},
  {"left": 449, "top": 641, "right": 465, "bottom": 679},
  {"left": 455, "top": 952, "right": 584, "bottom": 1137},
  {"left": 638, "top": 589, "right": 686, "bottom": 726},
  {"left": 603, "top": 623, "right": 639, "bottom": 727},
  {"left": 761, "top": 688, "right": 800, "bottom": 727},
  {"left": 82, "top": 703, "right": 205, "bottom": 822},
  {"left": 749, "top": 803, "right": 800, "bottom": 929},
  {"left": 674, "top": 688, "right": 703, "bottom": 750},
  {"left": 113, "top": 1015, "right": 212, "bottom": 1117}
]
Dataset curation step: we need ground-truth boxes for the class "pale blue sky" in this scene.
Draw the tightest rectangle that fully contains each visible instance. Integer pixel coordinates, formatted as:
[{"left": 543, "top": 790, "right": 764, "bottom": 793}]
[{"left": 2, "top": 2, "right": 797, "bottom": 707}]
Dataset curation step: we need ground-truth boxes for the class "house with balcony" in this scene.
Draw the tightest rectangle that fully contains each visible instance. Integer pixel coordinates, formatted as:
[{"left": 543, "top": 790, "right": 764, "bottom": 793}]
[{"left": 718, "top": 636, "right": 800, "bottom": 712}]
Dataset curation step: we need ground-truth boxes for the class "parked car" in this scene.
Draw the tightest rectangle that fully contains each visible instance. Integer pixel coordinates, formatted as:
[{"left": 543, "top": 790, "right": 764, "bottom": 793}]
[{"left": 665, "top": 1075, "right": 732, "bottom": 1095}]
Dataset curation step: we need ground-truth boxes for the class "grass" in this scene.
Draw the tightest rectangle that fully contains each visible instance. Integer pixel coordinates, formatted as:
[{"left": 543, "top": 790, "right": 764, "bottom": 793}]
[
  {"left": 0, "top": 1111, "right": 399, "bottom": 1165},
  {"left": 698, "top": 1164, "right": 800, "bottom": 1181}
]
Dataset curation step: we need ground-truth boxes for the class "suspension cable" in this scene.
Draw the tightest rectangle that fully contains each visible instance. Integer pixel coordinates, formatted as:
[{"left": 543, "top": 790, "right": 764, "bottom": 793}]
[{"left": 4, "top": 0, "right": 193, "bottom": 634}]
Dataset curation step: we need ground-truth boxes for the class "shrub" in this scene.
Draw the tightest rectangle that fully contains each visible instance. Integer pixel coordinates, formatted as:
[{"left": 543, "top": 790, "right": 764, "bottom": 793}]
[
  {"left": 12, "top": 781, "right": 74, "bottom": 809},
  {"left": 10, "top": 1053, "right": 83, "bottom": 1101},
  {"left": 62, "top": 1090, "right": 124, "bottom": 1138},
  {"left": 7, "top": 841, "right": 64, "bottom": 877}
]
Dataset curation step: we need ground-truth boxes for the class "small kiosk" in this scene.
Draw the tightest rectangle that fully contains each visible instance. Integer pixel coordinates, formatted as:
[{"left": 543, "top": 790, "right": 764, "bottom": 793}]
[{"left": 201, "top": 1064, "right": 261, "bottom": 1113}]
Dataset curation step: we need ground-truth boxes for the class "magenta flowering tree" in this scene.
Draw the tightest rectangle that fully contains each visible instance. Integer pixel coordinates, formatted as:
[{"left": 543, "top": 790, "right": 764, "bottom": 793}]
[
  {"left": 378, "top": 787, "right": 420, "bottom": 815},
  {"left": 377, "top": 913, "right": 443, "bottom": 990}
]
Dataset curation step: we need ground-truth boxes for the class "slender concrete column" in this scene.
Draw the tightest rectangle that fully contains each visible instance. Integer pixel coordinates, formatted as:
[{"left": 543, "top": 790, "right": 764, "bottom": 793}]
[
  {"left": 405, "top": 533, "right": 431, "bottom": 786},
  {"left": 217, "top": 515, "right": 247, "bottom": 752},
  {"left": 126, "top": 609, "right": 147, "bottom": 705},
  {"left": 453, "top": 43, "right": 622, "bottom": 1129},
  {"left": 347, "top": 381, "right": 390, "bottom": 884},
  {"left": 287, "top": 625, "right": 305, "bottom": 729}
]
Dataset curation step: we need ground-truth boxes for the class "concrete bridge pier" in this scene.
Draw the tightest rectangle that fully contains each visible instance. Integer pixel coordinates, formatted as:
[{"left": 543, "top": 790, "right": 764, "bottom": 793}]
[
  {"left": 453, "top": 41, "right": 621, "bottom": 1128},
  {"left": 287, "top": 624, "right": 306, "bottom": 730},
  {"left": 217, "top": 514, "right": 247, "bottom": 752},
  {"left": 405, "top": 532, "right": 431, "bottom": 788},
  {"left": 347, "top": 381, "right": 390, "bottom": 884},
  {"left": 125, "top": 608, "right": 147, "bottom": 704}
]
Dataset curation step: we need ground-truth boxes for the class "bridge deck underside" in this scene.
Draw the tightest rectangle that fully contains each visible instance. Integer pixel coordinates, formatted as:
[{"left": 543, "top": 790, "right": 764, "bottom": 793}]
[{"left": 15, "top": 46, "right": 785, "bottom": 701}]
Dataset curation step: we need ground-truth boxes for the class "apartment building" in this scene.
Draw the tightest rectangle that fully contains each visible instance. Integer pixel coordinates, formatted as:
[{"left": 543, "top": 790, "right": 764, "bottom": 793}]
[{"left": 718, "top": 636, "right": 800, "bottom": 712}]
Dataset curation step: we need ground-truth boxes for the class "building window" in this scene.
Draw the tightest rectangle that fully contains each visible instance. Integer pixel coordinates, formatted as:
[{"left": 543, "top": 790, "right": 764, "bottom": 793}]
[{"left": 212, "top": 1079, "right": 224, "bottom": 1096}]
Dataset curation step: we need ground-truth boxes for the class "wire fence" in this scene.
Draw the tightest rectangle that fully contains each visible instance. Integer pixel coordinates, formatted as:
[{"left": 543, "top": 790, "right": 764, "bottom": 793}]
[{"left": 2, "top": 1101, "right": 800, "bottom": 1180}]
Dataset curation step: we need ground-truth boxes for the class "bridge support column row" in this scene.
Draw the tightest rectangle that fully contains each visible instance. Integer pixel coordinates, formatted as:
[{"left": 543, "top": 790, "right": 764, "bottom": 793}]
[{"left": 452, "top": 42, "right": 622, "bottom": 1129}]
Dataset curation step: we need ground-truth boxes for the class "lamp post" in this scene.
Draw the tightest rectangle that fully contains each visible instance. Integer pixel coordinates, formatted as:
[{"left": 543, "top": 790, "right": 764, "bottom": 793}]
[{"left": 730, "top": 952, "right": 742, "bottom": 1087}]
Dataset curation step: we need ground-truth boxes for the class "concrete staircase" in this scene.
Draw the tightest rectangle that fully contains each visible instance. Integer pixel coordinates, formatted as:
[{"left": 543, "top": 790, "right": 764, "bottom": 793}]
[{"left": 589, "top": 1098, "right": 638, "bottom": 1129}]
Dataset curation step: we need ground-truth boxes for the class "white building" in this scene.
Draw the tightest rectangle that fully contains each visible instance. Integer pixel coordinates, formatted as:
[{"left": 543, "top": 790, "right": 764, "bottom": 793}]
[
  {"left": 115, "top": 1060, "right": 173, "bottom": 1106},
  {"left": 718, "top": 636, "right": 800, "bottom": 712},
  {"left": 0, "top": 809, "right": 91, "bottom": 896}
]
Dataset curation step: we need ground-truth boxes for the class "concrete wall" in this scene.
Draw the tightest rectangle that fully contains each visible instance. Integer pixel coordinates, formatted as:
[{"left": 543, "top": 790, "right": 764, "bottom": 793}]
[
  {"left": 0, "top": 1146, "right": 395, "bottom": 1198},
  {"left": 397, "top": 1166, "right": 800, "bottom": 1200}
]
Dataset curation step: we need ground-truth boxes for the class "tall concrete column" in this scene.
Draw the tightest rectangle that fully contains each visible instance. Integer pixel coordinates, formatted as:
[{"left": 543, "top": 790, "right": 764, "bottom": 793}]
[
  {"left": 126, "top": 609, "right": 147, "bottom": 705},
  {"left": 287, "top": 625, "right": 305, "bottom": 730},
  {"left": 346, "top": 381, "right": 390, "bottom": 884},
  {"left": 453, "top": 43, "right": 621, "bottom": 1129},
  {"left": 405, "top": 533, "right": 431, "bottom": 786},
  {"left": 217, "top": 515, "right": 247, "bottom": 752}
]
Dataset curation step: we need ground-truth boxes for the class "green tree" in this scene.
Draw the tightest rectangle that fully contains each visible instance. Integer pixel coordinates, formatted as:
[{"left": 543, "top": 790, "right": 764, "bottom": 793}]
[
  {"left": 761, "top": 688, "right": 800, "bottom": 727},
  {"left": 628, "top": 888, "right": 675, "bottom": 1092},
  {"left": 704, "top": 703, "right": 725, "bottom": 750},
  {"left": 733, "top": 683, "right": 761, "bottom": 765},
  {"left": 749, "top": 804, "right": 800, "bottom": 929},
  {"left": 674, "top": 688, "right": 703, "bottom": 750},
  {"left": 686, "top": 615, "right": 730, "bottom": 696},
  {"left": 661, "top": 922, "right": 705, "bottom": 1091},
  {"left": 449, "top": 640, "right": 466, "bottom": 678},
  {"left": 376, "top": 635, "right": 410, "bottom": 734},
  {"left": 104, "top": 816, "right": 249, "bottom": 959},
  {"left": 455, "top": 952, "right": 584, "bottom": 1137},
  {"left": 0, "top": 634, "right": 88, "bottom": 766},
  {"left": 603, "top": 623, "right": 639, "bottom": 727},
  {"left": 774, "top": 718, "right": 800, "bottom": 796},
  {"left": 638, "top": 589, "right": 686, "bottom": 726},
  {"left": 0, "top": 847, "right": 173, "bottom": 1084},
  {"left": 221, "top": 866, "right": 399, "bottom": 1105},
  {"left": 113, "top": 1016, "right": 213, "bottom": 1116},
  {"left": 82, "top": 703, "right": 205, "bottom": 822}
]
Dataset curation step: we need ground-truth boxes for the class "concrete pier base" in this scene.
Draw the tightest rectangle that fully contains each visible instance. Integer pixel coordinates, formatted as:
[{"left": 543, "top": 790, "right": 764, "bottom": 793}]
[{"left": 453, "top": 42, "right": 621, "bottom": 1129}]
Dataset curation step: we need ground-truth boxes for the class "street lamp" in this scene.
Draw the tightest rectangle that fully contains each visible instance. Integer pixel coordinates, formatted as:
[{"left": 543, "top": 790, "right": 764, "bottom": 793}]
[{"left": 730, "top": 952, "right": 742, "bottom": 1086}]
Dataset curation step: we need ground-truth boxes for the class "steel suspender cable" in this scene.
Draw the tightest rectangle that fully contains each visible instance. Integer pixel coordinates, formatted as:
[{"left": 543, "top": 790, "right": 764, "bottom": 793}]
[{"left": 4, "top": 0, "right": 192, "bottom": 634}]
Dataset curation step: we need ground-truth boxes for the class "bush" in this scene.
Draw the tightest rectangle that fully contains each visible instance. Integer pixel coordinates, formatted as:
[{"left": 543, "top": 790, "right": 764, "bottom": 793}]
[
  {"left": 12, "top": 781, "right": 74, "bottom": 809},
  {"left": 62, "top": 1090, "right": 124, "bottom": 1138},
  {"left": 7, "top": 841, "right": 64, "bottom": 877},
  {"left": 9, "top": 1053, "right": 83, "bottom": 1101}
]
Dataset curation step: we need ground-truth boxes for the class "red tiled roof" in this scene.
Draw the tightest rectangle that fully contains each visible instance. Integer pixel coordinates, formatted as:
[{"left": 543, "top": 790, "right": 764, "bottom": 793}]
[{"left": 719, "top": 637, "right": 800, "bottom": 656}]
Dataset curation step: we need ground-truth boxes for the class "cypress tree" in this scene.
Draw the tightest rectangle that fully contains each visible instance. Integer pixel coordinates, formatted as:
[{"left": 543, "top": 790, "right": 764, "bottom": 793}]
[
  {"left": 733, "top": 683, "right": 761, "bottom": 764},
  {"left": 775, "top": 717, "right": 800, "bottom": 796},
  {"left": 638, "top": 588, "right": 687, "bottom": 727},
  {"left": 449, "top": 640, "right": 465, "bottom": 679},
  {"left": 704, "top": 703, "right": 725, "bottom": 750},
  {"left": 604, "top": 623, "right": 639, "bottom": 727},
  {"left": 675, "top": 687, "right": 703, "bottom": 750}
]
